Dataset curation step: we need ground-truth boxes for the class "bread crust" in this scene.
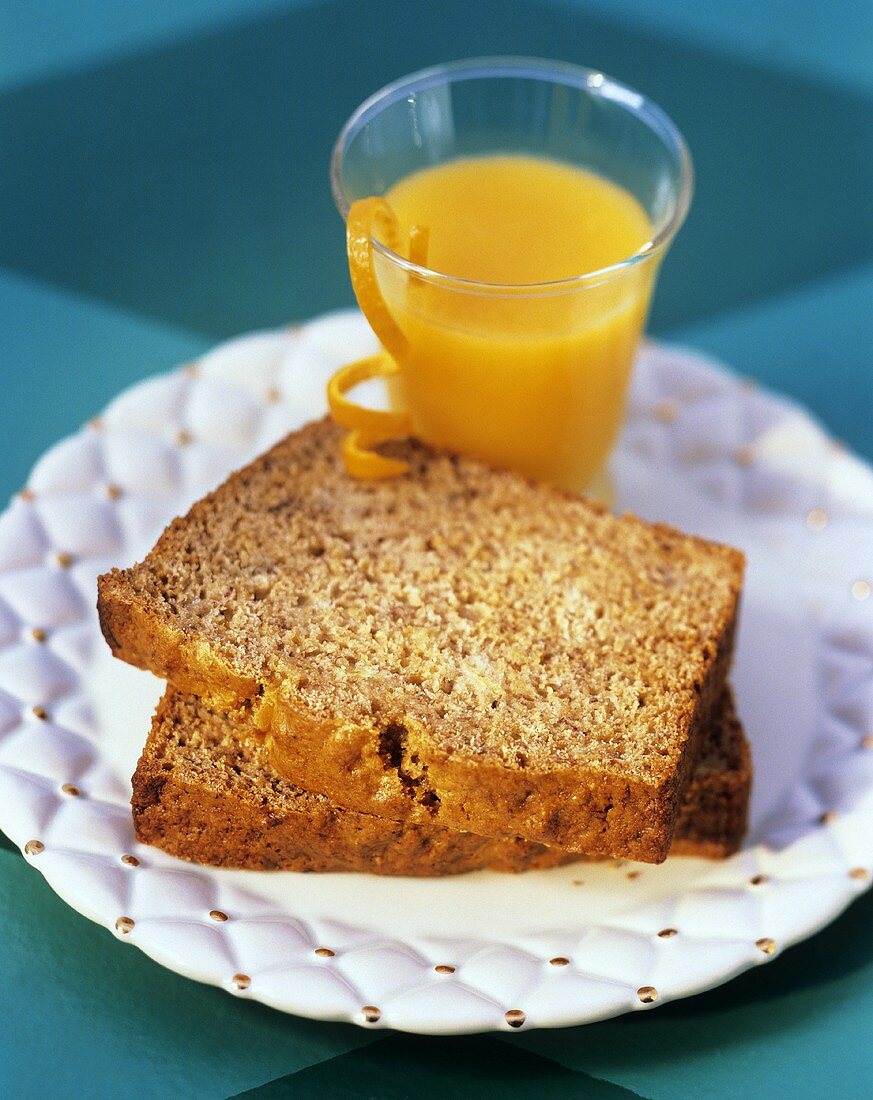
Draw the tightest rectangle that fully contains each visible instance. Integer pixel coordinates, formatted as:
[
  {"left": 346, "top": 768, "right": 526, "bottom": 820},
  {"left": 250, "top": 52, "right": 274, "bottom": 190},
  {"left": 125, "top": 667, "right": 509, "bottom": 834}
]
[
  {"left": 669, "top": 688, "right": 751, "bottom": 858},
  {"left": 132, "top": 687, "right": 750, "bottom": 874},
  {"left": 101, "top": 570, "right": 738, "bottom": 862}
]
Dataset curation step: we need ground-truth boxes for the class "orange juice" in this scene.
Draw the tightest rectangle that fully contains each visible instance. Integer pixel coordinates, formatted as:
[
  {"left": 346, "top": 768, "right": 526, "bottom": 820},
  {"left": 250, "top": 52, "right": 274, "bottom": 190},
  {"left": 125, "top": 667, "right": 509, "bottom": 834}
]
[{"left": 362, "top": 154, "right": 655, "bottom": 490}]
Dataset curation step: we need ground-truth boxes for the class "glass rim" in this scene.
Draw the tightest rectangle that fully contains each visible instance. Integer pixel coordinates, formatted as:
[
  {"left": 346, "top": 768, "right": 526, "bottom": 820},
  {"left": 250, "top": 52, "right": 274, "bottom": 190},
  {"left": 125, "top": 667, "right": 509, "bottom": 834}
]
[{"left": 330, "top": 56, "right": 694, "bottom": 296}]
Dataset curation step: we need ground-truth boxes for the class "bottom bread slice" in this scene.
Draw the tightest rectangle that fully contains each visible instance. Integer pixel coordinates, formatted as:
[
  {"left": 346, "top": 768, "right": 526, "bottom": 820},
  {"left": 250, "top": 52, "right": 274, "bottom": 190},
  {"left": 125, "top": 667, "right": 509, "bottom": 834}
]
[{"left": 132, "top": 687, "right": 751, "bottom": 875}]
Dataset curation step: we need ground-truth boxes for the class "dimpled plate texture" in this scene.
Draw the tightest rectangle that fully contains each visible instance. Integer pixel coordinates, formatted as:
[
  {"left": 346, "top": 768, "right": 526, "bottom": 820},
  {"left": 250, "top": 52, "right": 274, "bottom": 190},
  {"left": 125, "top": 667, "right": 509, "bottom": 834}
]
[{"left": 0, "top": 310, "right": 871, "bottom": 1035}]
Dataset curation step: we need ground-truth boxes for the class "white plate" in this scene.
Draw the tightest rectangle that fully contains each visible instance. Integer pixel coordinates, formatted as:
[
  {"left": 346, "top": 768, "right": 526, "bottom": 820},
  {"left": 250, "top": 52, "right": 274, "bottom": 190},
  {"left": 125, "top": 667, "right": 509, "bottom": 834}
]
[{"left": 1, "top": 311, "right": 871, "bottom": 1034}]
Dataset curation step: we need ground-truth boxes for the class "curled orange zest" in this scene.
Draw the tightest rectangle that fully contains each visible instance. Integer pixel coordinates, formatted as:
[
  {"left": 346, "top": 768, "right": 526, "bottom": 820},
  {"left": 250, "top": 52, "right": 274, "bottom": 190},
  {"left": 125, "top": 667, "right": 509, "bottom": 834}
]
[
  {"left": 327, "top": 354, "right": 412, "bottom": 437},
  {"left": 408, "top": 223, "right": 430, "bottom": 268},
  {"left": 329, "top": 197, "right": 420, "bottom": 479},
  {"left": 407, "top": 223, "right": 430, "bottom": 308},
  {"left": 346, "top": 197, "right": 409, "bottom": 363},
  {"left": 341, "top": 428, "right": 411, "bottom": 480},
  {"left": 327, "top": 354, "right": 413, "bottom": 478}
]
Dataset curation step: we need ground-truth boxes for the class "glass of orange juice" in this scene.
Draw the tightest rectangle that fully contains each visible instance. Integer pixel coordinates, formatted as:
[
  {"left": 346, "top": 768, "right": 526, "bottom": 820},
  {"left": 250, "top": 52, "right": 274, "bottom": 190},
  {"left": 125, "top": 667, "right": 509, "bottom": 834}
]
[{"left": 329, "top": 57, "right": 692, "bottom": 494}]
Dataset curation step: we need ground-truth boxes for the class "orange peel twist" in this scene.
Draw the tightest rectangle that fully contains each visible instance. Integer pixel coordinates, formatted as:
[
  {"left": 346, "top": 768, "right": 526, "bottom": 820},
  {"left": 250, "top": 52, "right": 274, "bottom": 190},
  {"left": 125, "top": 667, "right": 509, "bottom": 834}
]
[
  {"left": 328, "top": 197, "right": 419, "bottom": 478},
  {"left": 345, "top": 197, "right": 409, "bottom": 363},
  {"left": 327, "top": 354, "right": 412, "bottom": 479}
]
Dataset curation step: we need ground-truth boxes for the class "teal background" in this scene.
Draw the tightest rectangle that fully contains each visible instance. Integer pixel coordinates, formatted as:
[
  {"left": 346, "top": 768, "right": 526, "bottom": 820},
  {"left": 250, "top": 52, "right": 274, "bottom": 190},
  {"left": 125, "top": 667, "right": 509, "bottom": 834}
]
[{"left": 0, "top": 2, "right": 871, "bottom": 1096}]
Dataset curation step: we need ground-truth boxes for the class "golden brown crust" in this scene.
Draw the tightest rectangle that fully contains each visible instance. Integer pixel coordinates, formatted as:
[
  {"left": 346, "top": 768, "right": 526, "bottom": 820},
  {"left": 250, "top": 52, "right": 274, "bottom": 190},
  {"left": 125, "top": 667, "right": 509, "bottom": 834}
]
[
  {"left": 132, "top": 687, "right": 751, "bottom": 874},
  {"left": 669, "top": 689, "right": 751, "bottom": 857},
  {"left": 105, "top": 579, "right": 738, "bottom": 863},
  {"left": 100, "top": 417, "right": 745, "bottom": 862},
  {"left": 133, "top": 689, "right": 576, "bottom": 875}
]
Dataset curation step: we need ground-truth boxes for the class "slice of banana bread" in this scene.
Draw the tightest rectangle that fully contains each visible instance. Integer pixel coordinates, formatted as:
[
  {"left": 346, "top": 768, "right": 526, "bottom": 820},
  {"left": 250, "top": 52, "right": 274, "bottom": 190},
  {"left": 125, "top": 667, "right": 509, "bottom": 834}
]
[
  {"left": 99, "top": 417, "right": 744, "bottom": 861},
  {"left": 669, "top": 691, "right": 751, "bottom": 859},
  {"left": 133, "top": 687, "right": 750, "bottom": 874}
]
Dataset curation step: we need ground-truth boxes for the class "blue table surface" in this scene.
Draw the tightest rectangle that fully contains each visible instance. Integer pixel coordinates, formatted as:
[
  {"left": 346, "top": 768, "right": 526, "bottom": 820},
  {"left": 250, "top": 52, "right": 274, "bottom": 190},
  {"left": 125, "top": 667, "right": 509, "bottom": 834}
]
[{"left": 0, "top": 2, "right": 871, "bottom": 1097}]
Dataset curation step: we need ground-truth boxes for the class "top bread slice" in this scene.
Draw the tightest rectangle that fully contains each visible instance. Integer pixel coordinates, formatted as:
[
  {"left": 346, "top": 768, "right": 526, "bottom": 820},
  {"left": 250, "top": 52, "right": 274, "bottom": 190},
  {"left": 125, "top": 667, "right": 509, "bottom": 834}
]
[{"left": 98, "top": 417, "right": 744, "bottom": 861}]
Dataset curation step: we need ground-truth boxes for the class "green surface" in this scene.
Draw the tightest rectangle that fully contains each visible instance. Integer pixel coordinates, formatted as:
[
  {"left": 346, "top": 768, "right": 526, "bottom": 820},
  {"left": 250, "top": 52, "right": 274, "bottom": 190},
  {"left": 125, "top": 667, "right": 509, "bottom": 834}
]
[
  {"left": 0, "top": 0, "right": 870, "bottom": 345},
  {"left": 0, "top": 266, "right": 209, "bottom": 498},
  {"left": 0, "top": 0, "right": 296, "bottom": 93},
  {"left": 565, "top": 0, "right": 873, "bottom": 95},
  {"left": 231, "top": 1036, "right": 641, "bottom": 1098},
  {"left": 507, "top": 886, "right": 873, "bottom": 1100},
  {"left": 0, "top": 851, "right": 378, "bottom": 1100},
  {"left": 0, "top": 2, "right": 871, "bottom": 1097},
  {"left": 4, "top": 843, "right": 872, "bottom": 1100}
]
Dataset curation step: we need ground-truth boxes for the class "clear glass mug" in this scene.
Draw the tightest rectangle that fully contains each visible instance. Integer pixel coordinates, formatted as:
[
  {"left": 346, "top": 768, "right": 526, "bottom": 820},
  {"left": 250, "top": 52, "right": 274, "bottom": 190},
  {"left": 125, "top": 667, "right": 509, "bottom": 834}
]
[{"left": 329, "top": 57, "right": 692, "bottom": 493}]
